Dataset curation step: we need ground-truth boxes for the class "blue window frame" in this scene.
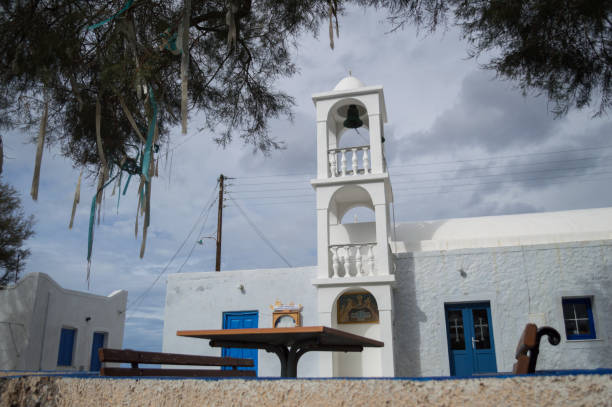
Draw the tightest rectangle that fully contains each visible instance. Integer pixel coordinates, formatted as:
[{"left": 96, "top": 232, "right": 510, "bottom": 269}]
[
  {"left": 57, "top": 328, "right": 76, "bottom": 366},
  {"left": 562, "top": 298, "right": 596, "bottom": 340}
]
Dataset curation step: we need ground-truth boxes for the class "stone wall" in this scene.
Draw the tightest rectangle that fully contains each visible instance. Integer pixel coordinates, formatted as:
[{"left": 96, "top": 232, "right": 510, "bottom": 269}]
[
  {"left": 393, "top": 240, "right": 612, "bottom": 376},
  {"left": 1, "top": 374, "right": 610, "bottom": 406}
]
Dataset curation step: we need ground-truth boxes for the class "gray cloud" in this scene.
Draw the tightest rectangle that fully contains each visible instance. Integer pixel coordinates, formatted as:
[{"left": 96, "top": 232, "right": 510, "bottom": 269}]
[{"left": 2, "top": 4, "right": 611, "bottom": 356}]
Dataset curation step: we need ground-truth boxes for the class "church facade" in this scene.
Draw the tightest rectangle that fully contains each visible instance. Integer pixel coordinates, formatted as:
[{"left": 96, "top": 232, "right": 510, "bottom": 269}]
[{"left": 162, "top": 77, "right": 612, "bottom": 377}]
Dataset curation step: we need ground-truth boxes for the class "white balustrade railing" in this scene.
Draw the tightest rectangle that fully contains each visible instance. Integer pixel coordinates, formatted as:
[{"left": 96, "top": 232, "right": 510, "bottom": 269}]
[
  {"left": 329, "top": 243, "right": 376, "bottom": 278},
  {"left": 328, "top": 146, "right": 370, "bottom": 177}
]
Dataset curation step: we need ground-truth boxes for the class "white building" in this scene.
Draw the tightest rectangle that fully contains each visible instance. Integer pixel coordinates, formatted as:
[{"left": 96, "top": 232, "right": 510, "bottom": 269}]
[
  {"left": 0, "top": 272, "right": 127, "bottom": 372},
  {"left": 163, "top": 77, "right": 612, "bottom": 377}
]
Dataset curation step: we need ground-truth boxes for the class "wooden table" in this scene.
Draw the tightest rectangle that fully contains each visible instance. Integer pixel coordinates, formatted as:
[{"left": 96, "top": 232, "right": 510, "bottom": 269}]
[{"left": 176, "top": 326, "right": 384, "bottom": 378}]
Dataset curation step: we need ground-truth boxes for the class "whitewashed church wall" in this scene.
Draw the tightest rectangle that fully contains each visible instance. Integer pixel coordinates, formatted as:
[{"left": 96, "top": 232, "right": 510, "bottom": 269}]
[
  {"left": 0, "top": 274, "right": 38, "bottom": 370},
  {"left": 36, "top": 274, "right": 128, "bottom": 371},
  {"left": 392, "top": 240, "right": 612, "bottom": 377},
  {"left": 162, "top": 267, "right": 319, "bottom": 377},
  {"left": 0, "top": 272, "right": 127, "bottom": 371}
]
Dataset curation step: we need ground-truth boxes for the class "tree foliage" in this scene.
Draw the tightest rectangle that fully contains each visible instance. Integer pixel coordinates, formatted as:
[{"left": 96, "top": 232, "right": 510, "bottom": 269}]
[
  {"left": 369, "top": 0, "right": 612, "bottom": 116},
  {"left": 0, "top": 0, "right": 329, "bottom": 175},
  {"left": 0, "top": 181, "right": 34, "bottom": 288},
  {"left": 1, "top": 1, "right": 609, "bottom": 177}
]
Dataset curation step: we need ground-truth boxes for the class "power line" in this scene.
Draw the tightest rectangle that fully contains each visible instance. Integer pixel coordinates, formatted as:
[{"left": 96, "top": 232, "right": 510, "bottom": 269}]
[
  {"left": 235, "top": 171, "right": 312, "bottom": 179},
  {"left": 174, "top": 197, "right": 218, "bottom": 274},
  {"left": 230, "top": 185, "right": 312, "bottom": 194},
  {"left": 227, "top": 193, "right": 293, "bottom": 267},
  {"left": 233, "top": 178, "right": 312, "bottom": 186},
  {"left": 226, "top": 199, "right": 315, "bottom": 207},
  {"left": 389, "top": 155, "right": 611, "bottom": 177},
  {"left": 393, "top": 175, "right": 612, "bottom": 197},
  {"left": 388, "top": 145, "right": 612, "bottom": 168},
  {"left": 392, "top": 163, "right": 612, "bottom": 185},
  {"left": 232, "top": 151, "right": 612, "bottom": 187},
  {"left": 227, "top": 173, "right": 612, "bottom": 206},
  {"left": 229, "top": 164, "right": 611, "bottom": 197},
  {"left": 233, "top": 145, "right": 612, "bottom": 185},
  {"left": 226, "top": 194, "right": 314, "bottom": 200},
  {"left": 126, "top": 181, "right": 219, "bottom": 318}
]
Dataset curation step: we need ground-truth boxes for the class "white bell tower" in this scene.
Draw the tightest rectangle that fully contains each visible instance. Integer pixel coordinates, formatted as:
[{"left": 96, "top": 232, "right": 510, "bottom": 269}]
[{"left": 311, "top": 75, "right": 395, "bottom": 377}]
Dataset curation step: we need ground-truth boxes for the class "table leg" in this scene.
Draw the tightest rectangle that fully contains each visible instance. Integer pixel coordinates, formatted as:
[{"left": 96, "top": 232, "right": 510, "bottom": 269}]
[
  {"left": 263, "top": 345, "right": 290, "bottom": 378},
  {"left": 287, "top": 347, "right": 299, "bottom": 378}
]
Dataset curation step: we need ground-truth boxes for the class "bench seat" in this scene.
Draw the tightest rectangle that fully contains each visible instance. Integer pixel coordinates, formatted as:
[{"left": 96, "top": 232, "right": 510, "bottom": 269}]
[{"left": 99, "top": 348, "right": 256, "bottom": 378}]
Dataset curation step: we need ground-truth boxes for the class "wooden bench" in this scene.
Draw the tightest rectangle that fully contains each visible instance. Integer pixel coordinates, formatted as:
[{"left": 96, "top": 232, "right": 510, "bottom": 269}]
[
  {"left": 512, "top": 324, "right": 561, "bottom": 374},
  {"left": 98, "top": 348, "right": 256, "bottom": 377}
]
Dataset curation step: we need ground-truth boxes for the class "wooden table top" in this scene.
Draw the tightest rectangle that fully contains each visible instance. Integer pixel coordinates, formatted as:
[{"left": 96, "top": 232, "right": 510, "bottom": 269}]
[{"left": 176, "top": 326, "right": 384, "bottom": 348}]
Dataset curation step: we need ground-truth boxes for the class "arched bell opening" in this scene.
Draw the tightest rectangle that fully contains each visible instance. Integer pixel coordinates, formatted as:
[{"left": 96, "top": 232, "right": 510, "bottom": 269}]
[
  {"left": 340, "top": 206, "right": 375, "bottom": 224},
  {"left": 328, "top": 185, "right": 374, "bottom": 224},
  {"left": 326, "top": 99, "right": 373, "bottom": 178},
  {"left": 328, "top": 186, "right": 377, "bottom": 278},
  {"left": 331, "top": 288, "right": 382, "bottom": 377},
  {"left": 326, "top": 98, "right": 369, "bottom": 147}
]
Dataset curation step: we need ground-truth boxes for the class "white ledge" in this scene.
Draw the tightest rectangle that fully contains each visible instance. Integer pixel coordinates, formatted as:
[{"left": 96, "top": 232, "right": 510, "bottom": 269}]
[
  {"left": 310, "top": 173, "right": 389, "bottom": 188},
  {"left": 311, "top": 275, "right": 396, "bottom": 287}
]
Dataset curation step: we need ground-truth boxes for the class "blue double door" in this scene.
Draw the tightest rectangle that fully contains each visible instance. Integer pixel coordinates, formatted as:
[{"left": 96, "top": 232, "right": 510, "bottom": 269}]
[
  {"left": 445, "top": 303, "right": 497, "bottom": 377},
  {"left": 222, "top": 311, "right": 258, "bottom": 374}
]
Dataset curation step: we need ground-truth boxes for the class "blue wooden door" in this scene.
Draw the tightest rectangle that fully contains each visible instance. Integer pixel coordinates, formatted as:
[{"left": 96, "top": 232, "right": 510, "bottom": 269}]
[
  {"left": 445, "top": 303, "right": 497, "bottom": 377},
  {"left": 57, "top": 328, "right": 76, "bottom": 366},
  {"left": 222, "top": 311, "right": 258, "bottom": 373},
  {"left": 89, "top": 332, "right": 106, "bottom": 371}
]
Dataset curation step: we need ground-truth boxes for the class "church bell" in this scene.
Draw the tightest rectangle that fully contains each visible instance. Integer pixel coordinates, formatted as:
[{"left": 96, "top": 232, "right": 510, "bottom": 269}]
[{"left": 343, "top": 104, "right": 363, "bottom": 129}]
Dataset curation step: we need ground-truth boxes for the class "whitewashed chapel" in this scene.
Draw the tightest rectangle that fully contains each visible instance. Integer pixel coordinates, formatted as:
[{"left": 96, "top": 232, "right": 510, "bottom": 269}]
[{"left": 162, "top": 76, "right": 612, "bottom": 377}]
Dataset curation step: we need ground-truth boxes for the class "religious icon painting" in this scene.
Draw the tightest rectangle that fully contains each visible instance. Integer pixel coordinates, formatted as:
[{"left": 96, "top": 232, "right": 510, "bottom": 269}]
[{"left": 337, "top": 291, "right": 379, "bottom": 324}]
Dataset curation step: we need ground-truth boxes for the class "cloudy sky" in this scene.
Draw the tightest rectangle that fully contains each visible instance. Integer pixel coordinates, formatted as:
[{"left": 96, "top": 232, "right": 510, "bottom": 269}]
[{"left": 3, "top": 6, "right": 612, "bottom": 351}]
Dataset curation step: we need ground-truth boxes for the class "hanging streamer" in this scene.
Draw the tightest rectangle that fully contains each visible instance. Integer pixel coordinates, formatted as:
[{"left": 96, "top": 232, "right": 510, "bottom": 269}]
[
  {"left": 95, "top": 97, "right": 108, "bottom": 225},
  {"left": 112, "top": 156, "right": 126, "bottom": 198},
  {"left": 31, "top": 99, "right": 48, "bottom": 201},
  {"left": 135, "top": 178, "right": 144, "bottom": 238},
  {"left": 86, "top": 172, "right": 120, "bottom": 289},
  {"left": 95, "top": 98, "right": 107, "bottom": 169},
  {"left": 87, "top": 0, "right": 134, "bottom": 30},
  {"left": 180, "top": 0, "right": 191, "bottom": 135},
  {"left": 135, "top": 198, "right": 140, "bottom": 239},
  {"left": 0, "top": 134, "right": 4, "bottom": 175},
  {"left": 116, "top": 170, "right": 122, "bottom": 214},
  {"left": 119, "top": 95, "right": 146, "bottom": 144},
  {"left": 327, "top": 0, "right": 339, "bottom": 50},
  {"left": 141, "top": 87, "right": 157, "bottom": 183},
  {"left": 139, "top": 159, "right": 154, "bottom": 258},
  {"left": 123, "top": 174, "right": 132, "bottom": 195},
  {"left": 111, "top": 174, "right": 118, "bottom": 196},
  {"left": 121, "top": 15, "right": 144, "bottom": 100},
  {"left": 334, "top": 0, "right": 339, "bottom": 38},
  {"left": 225, "top": 0, "right": 239, "bottom": 50},
  {"left": 68, "top": 169, "right": 83, "bottom": 229}
]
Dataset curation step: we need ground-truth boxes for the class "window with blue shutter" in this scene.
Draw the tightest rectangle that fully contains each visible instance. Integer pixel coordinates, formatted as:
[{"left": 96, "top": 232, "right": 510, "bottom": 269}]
[{"left": 562, "top": 298, "right": 597, "bottom": 340}]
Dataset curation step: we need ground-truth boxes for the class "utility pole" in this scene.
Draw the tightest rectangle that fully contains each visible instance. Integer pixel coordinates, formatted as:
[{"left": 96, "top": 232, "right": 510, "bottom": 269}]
[{"left": 215, "top": 174, "right": 224, "bottom": 271}]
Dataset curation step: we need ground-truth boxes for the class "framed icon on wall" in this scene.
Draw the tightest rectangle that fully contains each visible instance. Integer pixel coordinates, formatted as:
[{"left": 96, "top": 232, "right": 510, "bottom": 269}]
[{"left": 337, "top": 291, "right": 379, "bottom": 324}]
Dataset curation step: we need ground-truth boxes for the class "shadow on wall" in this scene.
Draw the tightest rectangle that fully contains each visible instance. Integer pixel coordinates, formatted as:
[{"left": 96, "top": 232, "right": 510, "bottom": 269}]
[
  {"left": 0, "top": 277, "right": 38, "bottom": 370},
  {"left": 393, "top": 255, "right": 427, "bottom": 377}
]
